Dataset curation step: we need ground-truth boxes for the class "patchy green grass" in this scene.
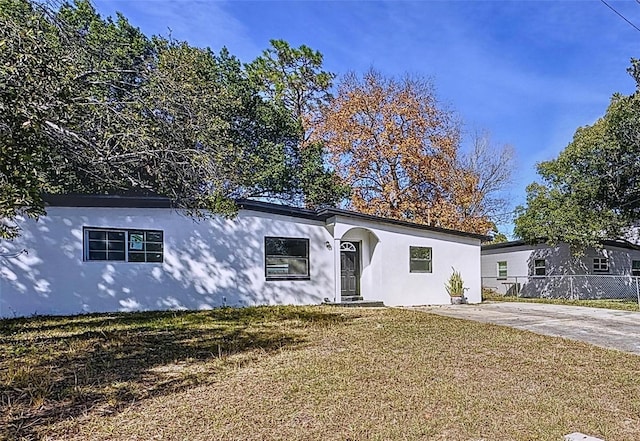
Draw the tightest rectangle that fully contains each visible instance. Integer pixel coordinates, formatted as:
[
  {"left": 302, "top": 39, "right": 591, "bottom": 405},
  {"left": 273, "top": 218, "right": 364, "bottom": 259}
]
[
  {"left": 483, "top": 290, "right": 640, "bottom": 311},
  {"left": 0, "top": 306, "right": 344, "bottom": 440},
  {"left": 3, "top": 306, "right": 640, "bottom": 441}
]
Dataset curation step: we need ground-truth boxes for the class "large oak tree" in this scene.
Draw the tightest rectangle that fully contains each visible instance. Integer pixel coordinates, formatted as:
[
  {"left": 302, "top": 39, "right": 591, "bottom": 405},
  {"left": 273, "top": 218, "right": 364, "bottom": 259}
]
[{"left": 313, "top": 70, "right": 509, "bottom": 235}]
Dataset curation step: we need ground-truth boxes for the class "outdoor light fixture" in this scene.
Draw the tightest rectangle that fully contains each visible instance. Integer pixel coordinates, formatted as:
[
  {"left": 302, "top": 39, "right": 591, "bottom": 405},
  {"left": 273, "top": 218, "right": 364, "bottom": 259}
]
[{"left": 325, "top": 241, "right": 332, "bottom": 250}]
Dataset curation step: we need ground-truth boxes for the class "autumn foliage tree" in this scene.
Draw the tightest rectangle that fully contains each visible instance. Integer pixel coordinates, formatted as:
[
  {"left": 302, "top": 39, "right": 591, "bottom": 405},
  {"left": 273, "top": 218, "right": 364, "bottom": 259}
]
[{"left": 314, "top": 70, "right": 507, "bottom": 235}]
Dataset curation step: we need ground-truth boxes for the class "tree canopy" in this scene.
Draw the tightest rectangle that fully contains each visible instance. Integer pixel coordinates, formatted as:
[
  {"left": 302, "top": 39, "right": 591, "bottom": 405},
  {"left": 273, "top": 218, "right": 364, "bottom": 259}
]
[
  {"left": 247, "top": 39, "right": 349, "bottom": 208},
  {"left": 312, "top": 70, "right": 512, "bottom": 235},
  {"left": 1, "top": 0, "right": 514, "bottom": 239},
  {"left": 514, "top": 63, "right": 640, "bottom": 249},
  {"left": 0, "top": 0, "right": 342, "bottom": 238}
]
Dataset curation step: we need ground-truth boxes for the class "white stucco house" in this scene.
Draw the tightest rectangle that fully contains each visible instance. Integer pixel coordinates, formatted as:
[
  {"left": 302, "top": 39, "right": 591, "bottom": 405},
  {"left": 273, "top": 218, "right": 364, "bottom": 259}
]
[
  {"left": 481, "top": 239, "right": 640, "bottom": 298},
  {"left": 0, "top": 195, "right": 488, "bottom": 318}
]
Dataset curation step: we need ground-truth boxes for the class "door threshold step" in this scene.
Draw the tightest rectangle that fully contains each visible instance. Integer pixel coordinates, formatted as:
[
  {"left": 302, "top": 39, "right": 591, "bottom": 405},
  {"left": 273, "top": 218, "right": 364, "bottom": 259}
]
[{"left": 341, "top": 295, "right": 364, "bottom": 302}]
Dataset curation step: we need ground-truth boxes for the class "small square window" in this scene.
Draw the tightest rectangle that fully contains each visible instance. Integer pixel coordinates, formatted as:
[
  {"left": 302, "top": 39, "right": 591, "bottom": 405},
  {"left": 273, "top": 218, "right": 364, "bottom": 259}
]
[
  {"left": 632, "top": 260, "right": 640, "bottom": 277},
  {"left": 409, "top": 246, "right": 432, "bottom": 273},
  {"left": 497, "top": 261, "right": 507, "bottom": 279},
  {"left": 593, "top": 257, "right": 609, "bottom": 273},
  {"left": 534, "top": 259, "right": 546, "bottom": 276}
]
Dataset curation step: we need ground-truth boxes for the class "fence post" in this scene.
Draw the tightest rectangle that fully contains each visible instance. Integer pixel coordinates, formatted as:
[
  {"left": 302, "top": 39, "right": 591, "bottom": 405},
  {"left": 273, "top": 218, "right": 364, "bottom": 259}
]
[
  {"left": 569, "top": 276, "right": 573, "bottom": 300},
  {"left": 636, "top": 277, "right": 640, "bottom": 311}
]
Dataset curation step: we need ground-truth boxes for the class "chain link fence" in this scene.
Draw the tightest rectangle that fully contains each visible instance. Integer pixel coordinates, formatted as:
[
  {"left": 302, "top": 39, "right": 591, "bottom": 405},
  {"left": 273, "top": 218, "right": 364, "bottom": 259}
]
[{"left": 482, "top": 275, "right": 640, "bottom": 302}]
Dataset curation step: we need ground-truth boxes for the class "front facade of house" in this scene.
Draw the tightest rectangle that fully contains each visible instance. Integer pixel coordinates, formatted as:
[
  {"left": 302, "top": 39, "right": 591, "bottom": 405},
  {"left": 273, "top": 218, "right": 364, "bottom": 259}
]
[
  {"left": 481, "top": 240, "right": 640, "bottom": 298},
  {"left": 0, "top": 196, "right": 485, "bottom": 318}
]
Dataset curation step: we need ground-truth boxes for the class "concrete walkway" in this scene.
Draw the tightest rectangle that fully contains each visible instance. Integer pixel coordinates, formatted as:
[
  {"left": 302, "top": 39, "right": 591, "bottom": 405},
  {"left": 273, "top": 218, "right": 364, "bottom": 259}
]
[{"left": 416, "top": 302, "right": 640, "bottom": 355}]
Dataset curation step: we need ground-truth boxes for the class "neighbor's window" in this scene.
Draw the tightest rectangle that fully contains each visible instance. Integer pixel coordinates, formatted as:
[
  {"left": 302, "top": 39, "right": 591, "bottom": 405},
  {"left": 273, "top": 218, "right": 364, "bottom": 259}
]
[
  {"left": 593, "top": 257, "right": 609, "bottom": 273},
  {"left": 265, "top": 237, "right": 309, "bottom": 280},
  {"left": 84, "top": 228, "right": 163, "bottom": 263},
  {"left": 534, "top": 259, "right": 546, "bottom": 276},
  {"left": 497, "top": 261, "right": 508, "bottom": 279},
  {"left": 632, "top": 260, "right": 640, "bottom": 277},
  {"left": 409, "top": 246, "right": 432, "bottom": 273}
]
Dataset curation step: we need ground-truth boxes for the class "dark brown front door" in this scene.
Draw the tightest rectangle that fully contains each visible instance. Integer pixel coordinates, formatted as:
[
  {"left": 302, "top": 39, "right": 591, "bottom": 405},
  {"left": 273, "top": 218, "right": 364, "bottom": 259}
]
[{"left": 340, "top": 242, "right": 360, "bottom": 296}]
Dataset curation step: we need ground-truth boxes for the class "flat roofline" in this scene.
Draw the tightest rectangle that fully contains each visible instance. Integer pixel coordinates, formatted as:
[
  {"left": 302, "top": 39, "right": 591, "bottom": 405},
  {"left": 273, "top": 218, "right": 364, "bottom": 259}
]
[
  {"left": 43, "top": 195, "right": 490, "bottom": 241},
  {"left": 482, "top": 238, "right": 640, "bottom": 251},
  {"left": 43, "top": 194, "right": 172, "bottom": 208},
  {"left": 315, "top": 207, "right": 490, "bottom": 241}
]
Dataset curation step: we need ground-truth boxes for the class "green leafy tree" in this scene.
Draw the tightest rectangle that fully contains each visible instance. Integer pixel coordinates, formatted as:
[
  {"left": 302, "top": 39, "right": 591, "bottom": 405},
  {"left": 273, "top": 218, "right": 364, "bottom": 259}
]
[
  {"left": 515, "top": 64, "right": 640, "bottom": 249},
  {"left": 486, "top": 226, "right": 509, "bottom": 244},
  {"left": 145, "top": 41, "right": 300, "bottom": 211},
  {"left": 1, "top": 1, "right": 337, "bottom": 238},
  {"left": 248, "top": 39, "right": 349, "bottom": 208},
  {"left": 248, "top": 39, "right": 334, "bottom": 124},
  {"left": 1, "top": 0, "right": 66, "bottom": 238}
]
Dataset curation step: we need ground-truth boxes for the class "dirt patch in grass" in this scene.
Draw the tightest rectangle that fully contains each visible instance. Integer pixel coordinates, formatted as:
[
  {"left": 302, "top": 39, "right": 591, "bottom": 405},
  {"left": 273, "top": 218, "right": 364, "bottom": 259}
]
[
  {"left": 483, "top": 291, "right": 640, "bottom": 311},
  {"left": 4, "top": 306, "right": 640, "bottom": 440}
]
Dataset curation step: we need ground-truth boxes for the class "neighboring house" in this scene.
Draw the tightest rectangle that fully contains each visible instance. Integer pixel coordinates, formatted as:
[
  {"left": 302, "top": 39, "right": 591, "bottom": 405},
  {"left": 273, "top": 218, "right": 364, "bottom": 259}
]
[
  {"left": 481, "top": 239, "right": 640, "bottom": 298},
  {"left": 623, "top": 221, "right": 640, "bottom": 246},
  {"left": 0, "top": 195, "right": 488, "bottom": 318}
]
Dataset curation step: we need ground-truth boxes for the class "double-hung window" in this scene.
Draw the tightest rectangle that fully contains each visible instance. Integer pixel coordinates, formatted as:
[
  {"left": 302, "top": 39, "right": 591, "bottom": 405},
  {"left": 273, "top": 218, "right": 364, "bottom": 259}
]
[
  {"left": 593, "top": 257, "right": 609, "bottom": 273},
  {"left": 265, "top": 237, "right": 310, "bottom": 280},
  {"left": 409, "top": 246, "right": 432, "bottom": 273},
  {"left": 497, "top": 261, "right": 508, "bottom": 279},
  {"left": 84, "top": 228, "right": 163, "bottom": 262},
  {"left": 533, "top": 259, "right": 546, "bottom": 276}
]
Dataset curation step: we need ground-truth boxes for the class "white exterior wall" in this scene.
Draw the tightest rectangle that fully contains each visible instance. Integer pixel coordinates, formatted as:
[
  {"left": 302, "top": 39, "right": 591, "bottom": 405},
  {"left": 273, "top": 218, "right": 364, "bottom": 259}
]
[
  {"left": 0, "top": 207, "right": 335, "bottom": 318},
  {"left": 332, "top": 216, "right": 482, "bottom": 306},
  {"left": 0, "top": 205, "right": 484, "bottom": 318},
  {"left": 481, "top": 244, "right": 541, "bottom": 282}
]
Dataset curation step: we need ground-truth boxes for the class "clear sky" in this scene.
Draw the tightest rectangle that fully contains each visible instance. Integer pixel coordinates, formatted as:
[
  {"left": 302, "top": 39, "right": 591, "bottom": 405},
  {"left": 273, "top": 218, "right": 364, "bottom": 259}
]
[{"left": 93, "top": 0, "right": 640, "bottom": 237}]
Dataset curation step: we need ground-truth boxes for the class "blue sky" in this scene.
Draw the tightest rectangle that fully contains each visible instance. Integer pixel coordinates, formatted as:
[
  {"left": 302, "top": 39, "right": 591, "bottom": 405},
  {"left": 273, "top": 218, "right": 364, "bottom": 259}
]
[{"left": 93, "top": 0, "right": 640, "bottom": 236}]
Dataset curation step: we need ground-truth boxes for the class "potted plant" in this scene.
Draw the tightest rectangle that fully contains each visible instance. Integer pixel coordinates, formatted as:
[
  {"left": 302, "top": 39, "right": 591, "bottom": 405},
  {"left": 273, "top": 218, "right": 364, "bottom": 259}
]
[{"left": 445, "top": 267, "right": 466, "bottom": 304}]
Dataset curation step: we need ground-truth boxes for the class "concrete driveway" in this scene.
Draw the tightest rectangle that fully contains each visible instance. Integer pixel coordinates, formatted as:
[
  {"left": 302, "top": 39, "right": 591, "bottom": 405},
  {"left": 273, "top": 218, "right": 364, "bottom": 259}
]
[{"left": 417, "top": 302, "right": 640, "bottom": 355}]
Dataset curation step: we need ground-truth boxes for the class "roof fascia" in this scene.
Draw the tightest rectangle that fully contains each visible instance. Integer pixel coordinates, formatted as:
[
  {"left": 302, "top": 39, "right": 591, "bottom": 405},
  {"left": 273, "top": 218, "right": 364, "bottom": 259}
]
[{"left": 318, "top": 208, "right": 490, "bottom": 241}]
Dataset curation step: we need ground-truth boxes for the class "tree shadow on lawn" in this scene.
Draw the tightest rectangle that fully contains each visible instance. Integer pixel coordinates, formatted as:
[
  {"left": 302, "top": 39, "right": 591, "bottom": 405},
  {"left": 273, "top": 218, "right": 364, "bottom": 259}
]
[{"left": 0, "top": 306, "right": 354, "bottom": 440}]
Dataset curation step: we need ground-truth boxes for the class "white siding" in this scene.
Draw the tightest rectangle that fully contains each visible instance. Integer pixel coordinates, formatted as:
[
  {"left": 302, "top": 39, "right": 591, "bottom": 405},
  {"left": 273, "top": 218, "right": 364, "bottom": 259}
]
[{"left": 482, "top": 243, "right": 640, "bottom": 279}]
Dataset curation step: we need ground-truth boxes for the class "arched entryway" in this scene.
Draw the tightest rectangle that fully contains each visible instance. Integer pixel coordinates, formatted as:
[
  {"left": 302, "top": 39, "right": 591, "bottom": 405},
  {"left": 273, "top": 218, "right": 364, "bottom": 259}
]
[{"left": 331, "top": 226, "right": 380, "bottom": 303}]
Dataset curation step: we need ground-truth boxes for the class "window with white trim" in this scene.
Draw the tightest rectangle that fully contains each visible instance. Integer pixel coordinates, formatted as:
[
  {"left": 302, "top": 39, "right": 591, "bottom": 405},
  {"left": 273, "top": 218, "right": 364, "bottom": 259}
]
[
  {"left": 84, "top": 228, "right": 163, "bottom": 262},
  {"left": 593, "top": 257, "right": 609, "bottom": 273},
  {"left": 409, "top": 246, "right": 432, "bottom": 273},
  {"left": 632, "top": 260, "right": 640, "bottom": 277},
  {"left": 497, "top": 261, "right": 507, "bottom": 279},
  {"left": 534, "top": 259, "right": 546, "bottom": 276},
  {"left": 265, "top": 237, "right": 309, "bottom": 280}
]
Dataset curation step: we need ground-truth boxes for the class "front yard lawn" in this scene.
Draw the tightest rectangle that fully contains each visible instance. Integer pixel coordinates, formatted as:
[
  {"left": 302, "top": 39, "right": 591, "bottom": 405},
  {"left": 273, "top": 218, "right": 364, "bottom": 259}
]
[{"left": 2, "top": 306, "right": 640, "bottom": 440}]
